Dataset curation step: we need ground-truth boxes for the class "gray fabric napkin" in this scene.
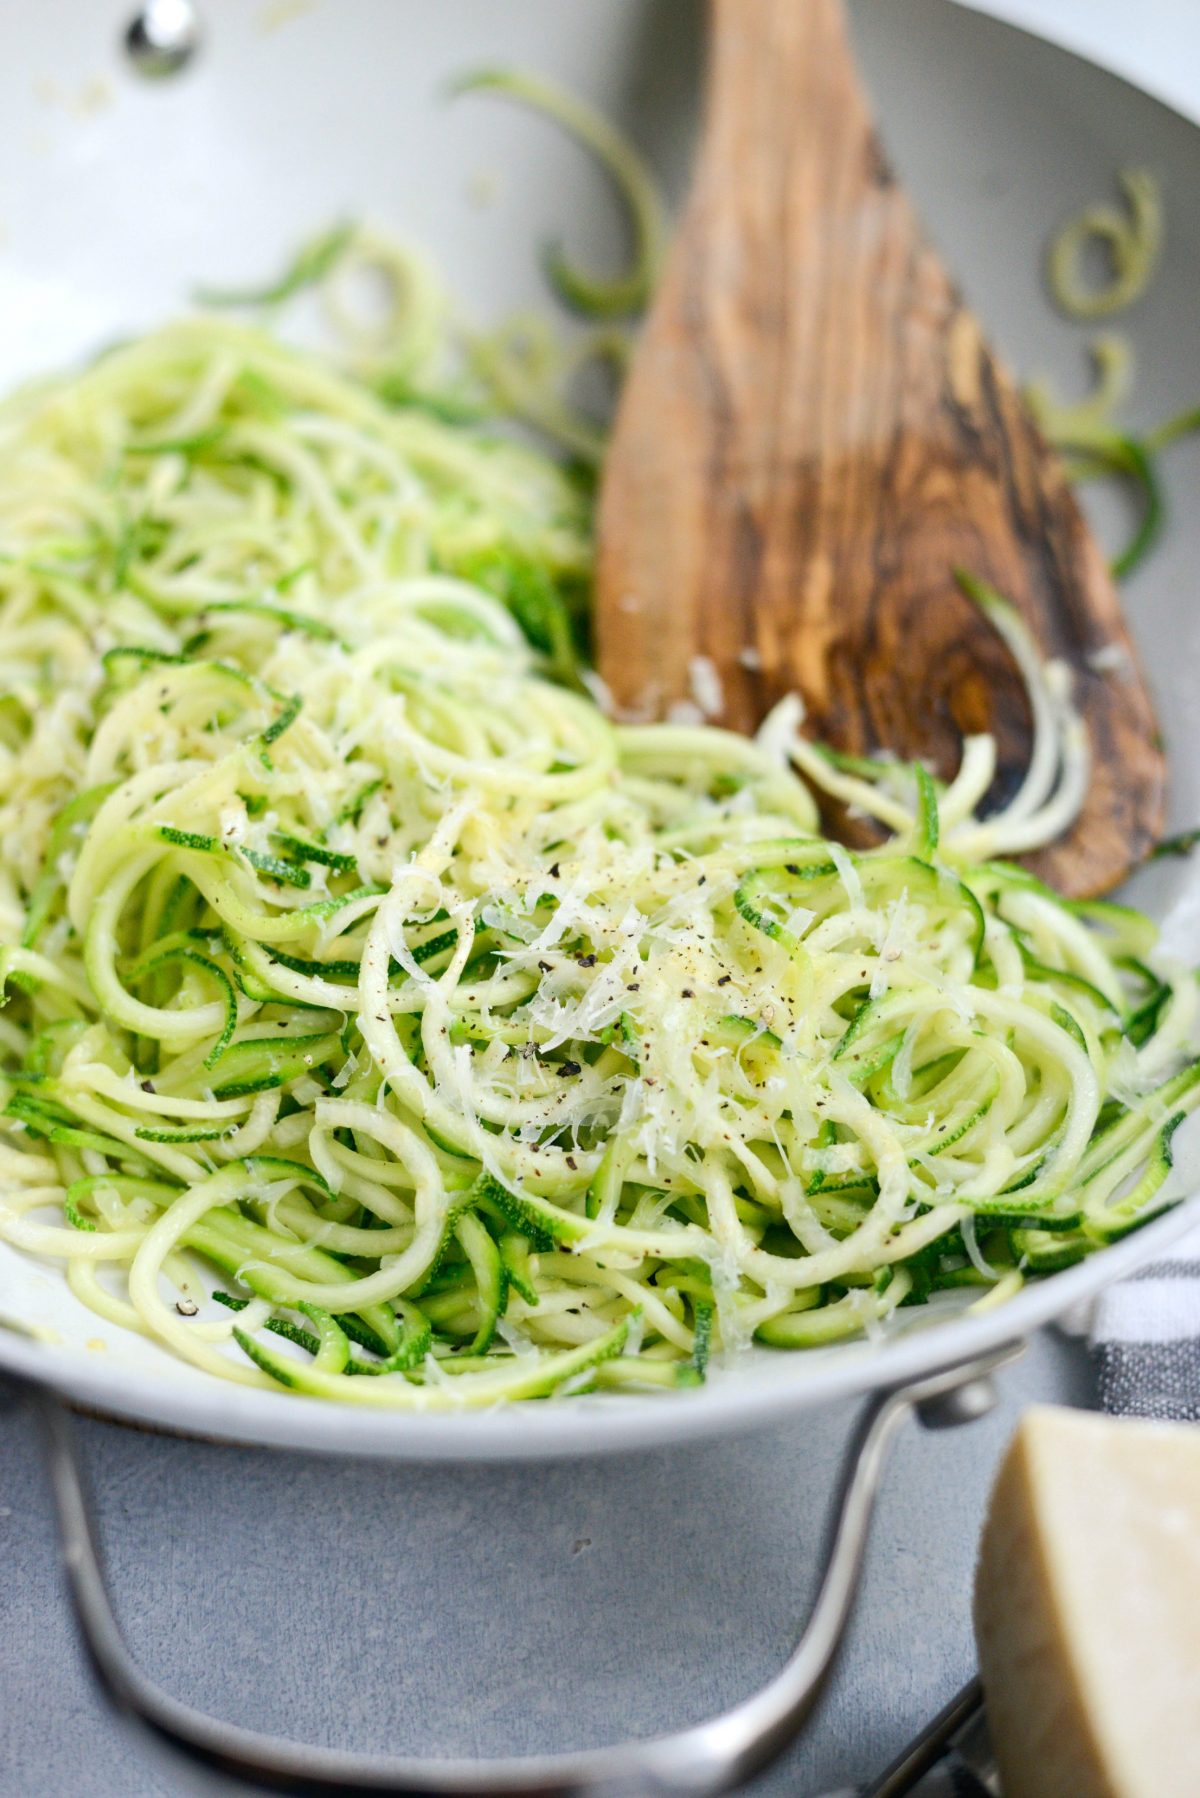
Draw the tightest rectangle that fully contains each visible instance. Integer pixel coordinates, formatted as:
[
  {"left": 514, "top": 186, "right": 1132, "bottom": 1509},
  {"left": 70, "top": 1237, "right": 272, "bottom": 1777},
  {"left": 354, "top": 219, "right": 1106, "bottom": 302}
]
[{"left": 1089, "top": 1217, "right": 1200, "bottom": 1421}]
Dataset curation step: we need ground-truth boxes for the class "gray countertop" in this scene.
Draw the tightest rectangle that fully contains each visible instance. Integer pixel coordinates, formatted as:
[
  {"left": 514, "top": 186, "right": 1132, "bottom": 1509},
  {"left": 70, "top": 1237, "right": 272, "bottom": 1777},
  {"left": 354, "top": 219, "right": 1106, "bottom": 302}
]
[{"left": 0, "top": 1329, "right": 1094, "bottom": 1797}]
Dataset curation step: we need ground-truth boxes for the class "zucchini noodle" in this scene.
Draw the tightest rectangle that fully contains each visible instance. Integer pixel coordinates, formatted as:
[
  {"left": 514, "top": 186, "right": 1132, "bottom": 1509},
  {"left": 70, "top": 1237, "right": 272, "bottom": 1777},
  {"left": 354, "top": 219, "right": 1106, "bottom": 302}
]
[
  {"left": 1047, "top": 167, "right": 1163, "bottom": 320},
  {"left": 194, "top": 220, "right": 358, "bottom": 311},
  {"left": 198, "top": 217, "right": 630, "bottom": 469},
  {"left": 1026, "top": 334, "right": 1134, "bottom": 448},
  {"left": 450, "top": 67, "right": 667, "bottom": 319},
  {"left": 1033, "top": 169, "right": 1193, "bottom": 582},
  {"left": 0, "top": 317, "right": 1196, "bottom": 1409},
  {"left": 1026, "top": 331, "right": 1187, "bottom": 587}
]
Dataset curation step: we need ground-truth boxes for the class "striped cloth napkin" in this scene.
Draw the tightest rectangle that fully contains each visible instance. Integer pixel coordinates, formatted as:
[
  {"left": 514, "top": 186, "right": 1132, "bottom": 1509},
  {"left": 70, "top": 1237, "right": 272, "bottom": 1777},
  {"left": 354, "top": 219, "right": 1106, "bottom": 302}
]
[{"left": 1090, "top": 1217, "right": 1200, "bottom": 1421}]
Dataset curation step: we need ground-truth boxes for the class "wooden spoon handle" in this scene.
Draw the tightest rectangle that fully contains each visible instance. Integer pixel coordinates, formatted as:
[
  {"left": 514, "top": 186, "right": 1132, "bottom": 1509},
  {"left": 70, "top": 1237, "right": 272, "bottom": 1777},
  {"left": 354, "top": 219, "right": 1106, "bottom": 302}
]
[
  {"left": 597, "top": 0, "right": 1164, "bottom": 895},
  {"left": 599, "top": 0, "right": 905, "bottom": 729}
]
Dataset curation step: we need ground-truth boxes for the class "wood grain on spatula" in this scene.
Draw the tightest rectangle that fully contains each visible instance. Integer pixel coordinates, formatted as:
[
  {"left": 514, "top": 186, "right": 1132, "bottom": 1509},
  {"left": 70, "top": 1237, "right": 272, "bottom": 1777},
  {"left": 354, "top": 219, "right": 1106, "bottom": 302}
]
[{"left": 596, "top": 0, "right": 1163, "bottom": 897}]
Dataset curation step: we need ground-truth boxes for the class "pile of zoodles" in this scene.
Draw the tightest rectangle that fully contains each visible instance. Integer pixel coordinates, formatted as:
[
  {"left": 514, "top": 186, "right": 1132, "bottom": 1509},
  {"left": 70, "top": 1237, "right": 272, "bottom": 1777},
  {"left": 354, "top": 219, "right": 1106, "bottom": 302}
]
[{"left": 0, "top": 315, "right": 1196, "bottom": 1408}]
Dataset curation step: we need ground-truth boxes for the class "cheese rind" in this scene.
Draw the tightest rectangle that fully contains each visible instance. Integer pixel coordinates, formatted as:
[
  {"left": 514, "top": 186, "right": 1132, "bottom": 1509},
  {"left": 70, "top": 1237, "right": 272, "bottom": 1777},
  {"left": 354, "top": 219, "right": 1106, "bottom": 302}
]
[{"left": 974, "top": 1405, "right": 1200, "bottom": 1798}]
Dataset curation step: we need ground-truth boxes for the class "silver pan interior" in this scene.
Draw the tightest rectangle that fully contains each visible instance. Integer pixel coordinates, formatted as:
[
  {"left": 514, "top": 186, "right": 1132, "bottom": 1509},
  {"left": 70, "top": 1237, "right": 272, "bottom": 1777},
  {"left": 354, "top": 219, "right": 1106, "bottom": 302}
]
[{"left": 1, "top": 0, "right": 1198, "bottom": 1459}]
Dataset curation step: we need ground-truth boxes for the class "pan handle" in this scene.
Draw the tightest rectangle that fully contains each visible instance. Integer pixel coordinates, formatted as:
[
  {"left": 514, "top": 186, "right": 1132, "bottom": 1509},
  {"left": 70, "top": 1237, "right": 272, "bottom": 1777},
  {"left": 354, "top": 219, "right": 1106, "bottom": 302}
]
[{"left": 16, "top": 1343, "right": 1019, "bottom": 1798}]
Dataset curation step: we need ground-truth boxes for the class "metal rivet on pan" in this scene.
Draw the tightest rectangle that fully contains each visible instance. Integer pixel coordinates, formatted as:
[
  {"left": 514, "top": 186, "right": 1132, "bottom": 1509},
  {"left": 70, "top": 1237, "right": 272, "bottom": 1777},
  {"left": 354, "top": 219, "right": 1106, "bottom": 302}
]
[
  {"left": 124, "top": 0, "right": 202, "bottom": 78},
  {"left": 916, "top": 1375, "right": 1001, "bottom": 1430}
]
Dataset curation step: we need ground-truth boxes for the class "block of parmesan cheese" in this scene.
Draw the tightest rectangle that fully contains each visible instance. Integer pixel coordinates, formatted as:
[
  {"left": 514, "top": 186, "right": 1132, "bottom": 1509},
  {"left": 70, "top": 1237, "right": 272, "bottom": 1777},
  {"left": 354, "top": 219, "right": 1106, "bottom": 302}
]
[{"left": 974, "top": 1405, "right": 1200, "bottom": 1798}]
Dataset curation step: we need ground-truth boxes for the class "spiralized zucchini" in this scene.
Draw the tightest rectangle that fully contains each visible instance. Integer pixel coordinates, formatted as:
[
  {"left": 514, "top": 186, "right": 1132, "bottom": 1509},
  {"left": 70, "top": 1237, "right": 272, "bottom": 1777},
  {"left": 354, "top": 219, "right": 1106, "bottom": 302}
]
[
  {"left": 0, "top": 318, "right": 1196, "bottom": 1408},
  {"left": 1047, "top": 168, "right": 1163, "bottom": 320},
  {"left": 1031, "top": 174, "right": 1199, "bottom": 582},
  {"left": 451, "top": 67, "right": 667, "bottom": 319}
]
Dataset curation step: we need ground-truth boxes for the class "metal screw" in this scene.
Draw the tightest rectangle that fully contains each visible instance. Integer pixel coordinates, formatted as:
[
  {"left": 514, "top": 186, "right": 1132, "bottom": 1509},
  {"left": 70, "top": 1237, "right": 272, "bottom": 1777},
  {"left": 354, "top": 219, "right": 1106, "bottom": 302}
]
[{"left": 124, "top": 0, "right": 202, "bottom": 78}]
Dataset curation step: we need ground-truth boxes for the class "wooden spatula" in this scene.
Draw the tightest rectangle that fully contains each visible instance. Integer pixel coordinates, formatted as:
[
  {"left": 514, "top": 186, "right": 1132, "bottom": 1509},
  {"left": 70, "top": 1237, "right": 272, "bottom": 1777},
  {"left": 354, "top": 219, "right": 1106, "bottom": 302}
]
[{"left": 595, "top": 0, "right": 1163, "bottom": 896}]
